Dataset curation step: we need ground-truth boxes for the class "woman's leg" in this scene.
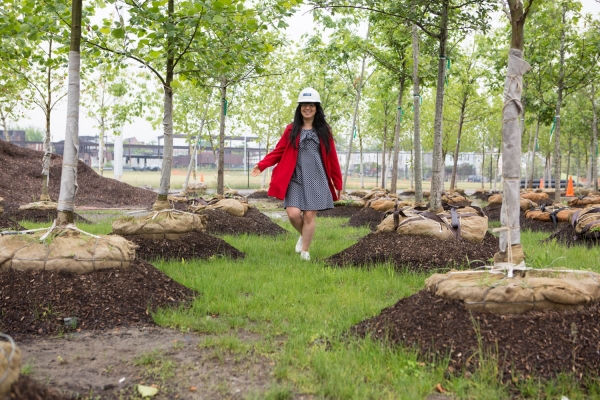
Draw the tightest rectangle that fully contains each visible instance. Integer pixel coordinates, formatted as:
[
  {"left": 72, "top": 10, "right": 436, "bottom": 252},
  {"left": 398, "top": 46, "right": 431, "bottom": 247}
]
[
  {"left": 286, "top": 207, "right": 304, "bottom": 235},
  {"left": 300, "top": 211, "right": 317, "bottom": 252}
]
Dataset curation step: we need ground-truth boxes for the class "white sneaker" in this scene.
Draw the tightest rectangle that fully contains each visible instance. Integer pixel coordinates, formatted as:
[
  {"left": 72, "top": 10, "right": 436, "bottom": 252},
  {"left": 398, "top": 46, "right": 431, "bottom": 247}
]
[
  {"left": 300, "top": 251, "right": 310, "bottom": 261},
  {"left": 295, "top": 236, "right": 303, "bottom": 253}
]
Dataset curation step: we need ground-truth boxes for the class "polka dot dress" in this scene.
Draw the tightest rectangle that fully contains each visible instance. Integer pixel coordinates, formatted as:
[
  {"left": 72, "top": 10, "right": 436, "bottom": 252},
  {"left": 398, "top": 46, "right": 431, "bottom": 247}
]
[{"left": 284, "top": 129, "right": 334, "bottom": 211}]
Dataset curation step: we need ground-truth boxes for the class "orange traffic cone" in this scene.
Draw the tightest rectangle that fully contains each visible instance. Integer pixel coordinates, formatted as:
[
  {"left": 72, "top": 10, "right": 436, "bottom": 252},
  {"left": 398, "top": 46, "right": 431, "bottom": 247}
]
[
  {"left": 566, "top": 175, "right": 575, "bottom": 196},
  {"left": 200, "top": 174, "right": 204, "bottom": 182},
  {"left": 539, "top": 178, "right": 544, "bottom": 189}
]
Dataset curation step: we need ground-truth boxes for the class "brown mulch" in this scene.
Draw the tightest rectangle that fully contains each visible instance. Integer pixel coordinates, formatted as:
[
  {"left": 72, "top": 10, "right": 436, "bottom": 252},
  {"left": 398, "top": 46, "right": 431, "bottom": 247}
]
[
  {"left": 0, "top": 139, "right": 156, "bottom": 208},
  {"left": 0, "top": 212, "right": 24, "bottom": 231},
  {"left": 318, "top": 206, "right": 362, "bottom": 218},
  {"left": 7, "top": 375, "right": 75, "bottom": 400},
  {"left": 0, "top": 203, "right": 90, "bottom": 224},
  {"left": 123, "top": 231, "right": 245, "bottom": 261},
  {"left": 203, "top": 207, "right": 287, "bottom": 236},
  {"left": 325, "top": 232, "right": 499, "bottom": 271},
  {"left": 346, "top": 207, "right": 386, "bottom": 231},
  {"left": 246, "top": 190, "right": 271, "bottom": 199},
  {"left": 544, "top": 224, "right": 600, "bottom": 248},
  {"left": 0, "top": 259, "right": 197, "bottom": 341},
  {"left": 350, "top": 290, "right": 600, "bottom": 380}
]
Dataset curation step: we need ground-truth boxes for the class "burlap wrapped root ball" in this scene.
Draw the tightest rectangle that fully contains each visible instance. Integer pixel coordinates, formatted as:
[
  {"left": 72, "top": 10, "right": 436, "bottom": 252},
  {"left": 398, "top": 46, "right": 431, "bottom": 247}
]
[
  {"left": 0, "top": 339, "right": 21, "bottom": 398},
  {"left": 368, "top": 198, "right": 412, "bottom": 212},
  {"left": 18, "top": 201, "right": 58, "bottom": 210},
  {"left": 375, "top": 206, "right": 488, "bottom": 243},
  {"left": 525, "top": 206, "right": 575, "bottom": 222},
  {"left": 189, "top": 198, "right": 251, "bottom": 217},
  {"left": 0, "top": 229, "right": 136, "bottom": 273},
  {"left": 426, "top": 270, "right": 600, "bottom": 315},
  {"left": 571, "top": 207, "right": 600, "bottom": 237},
  {"left": 112, "top": 210, "right": 206, "bottom": 240},
  {"left": 568, "top": 196, "right": 600, "bottom": 207}
]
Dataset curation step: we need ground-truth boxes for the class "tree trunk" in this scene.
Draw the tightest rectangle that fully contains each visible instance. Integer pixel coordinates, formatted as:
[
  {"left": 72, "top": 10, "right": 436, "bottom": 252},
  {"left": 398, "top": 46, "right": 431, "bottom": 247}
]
[
  {"left": 450, "top": 101, "right": 466, "bottom": 190},
  {"left": 566, "top": 133, "right": 572, "bottom": 180},
  {"left": 40, "top": 39, "right": 53, "bottom": 202},
  {"left": 552, "top": 4, "right": 566, "bottom": 203},
  {"left": 342, "top": 25, "right": 370, "bottom": 191},
  {"left": 217, "top": 79, "right": 227, "bottom": 195},
  {"left": 590, "top": 84, "right": 598, "bottom": 191},
  {"left": 412, "top": 23, "right": 423, "bottom": 203},
  {"left": 182, "top": 91, "right": 212, "bottom": 193},
  {"left": 524, "top": 123, "right": 533, "bottom": 189},
  {"left": 391, "top": 75, "right": 406, "bottom": 193},
  {"left": 359, "top": 133, "right": 364, "bottom": 189},
  {"left": 99, "top": 116, "right": 105, "bottom": 177},
  {"left": 381, "top": 125, "right": 387, "bottom": 189},
  {"left": 154, "top": 0, "right": 175, "bottom": 210},
  {"left": 0, "top": 111, "right": 8, "bottom": 143},
  {"left": 429, "top": 0, "right": 449, "bottom": 212},
  {"left": 56, "top": 0, "right": 82, "bottom": 225},
  {"left": 481, "top": 146, "right": 485, "bottom": 189},
  {"left": 528, "top": 117, "right": 540, "bottom": 189},
  {"left": 495, "top": 0, "right": 531, "bottom": 262}
]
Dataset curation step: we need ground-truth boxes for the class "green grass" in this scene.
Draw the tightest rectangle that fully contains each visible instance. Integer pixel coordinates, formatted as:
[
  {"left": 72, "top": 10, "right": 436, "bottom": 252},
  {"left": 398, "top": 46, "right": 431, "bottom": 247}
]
[{"left": 17, "top": 215, "right": 600, "bottom": 398}]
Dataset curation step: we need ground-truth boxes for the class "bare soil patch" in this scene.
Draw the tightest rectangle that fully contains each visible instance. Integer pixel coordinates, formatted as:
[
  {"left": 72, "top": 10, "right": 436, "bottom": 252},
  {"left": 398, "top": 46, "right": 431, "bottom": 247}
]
[
  {"left": 325, "top": 232, "right": 498, "bottom": 271},
  {"left": 11, "top": 327, "right": 277, "bottom": 400},
  {"left": 317, "top": 206, "right": 361, "bottom": 218},
  {"left": 0, "top": 140, "right": 156, "bottom": 209},
  {"left": 124, "top": 231, "right": 246, "bottom": 262},
  {"left": 0, "top": 259, "right": 196, "bottom": 341},
  {"left": 350, "top": 290, "right": 600, "bottom": 381},
  {"left": 0, "top": 203, "right": 90, "bottom": 224}
]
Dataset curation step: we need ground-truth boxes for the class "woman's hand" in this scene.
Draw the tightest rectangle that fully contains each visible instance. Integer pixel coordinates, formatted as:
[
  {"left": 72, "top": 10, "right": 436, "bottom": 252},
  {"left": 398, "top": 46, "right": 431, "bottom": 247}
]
[{"left": 251, "top": 165, "right": 261, "bottom": 177}]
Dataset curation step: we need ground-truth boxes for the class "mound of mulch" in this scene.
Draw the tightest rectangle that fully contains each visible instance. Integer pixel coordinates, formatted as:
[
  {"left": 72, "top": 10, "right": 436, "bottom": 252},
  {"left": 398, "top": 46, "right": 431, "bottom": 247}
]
[
  {"left": 0, "top": 212, "right": 24, "bottom": 231},
  {"left": 521, "top": 217, "right": 567, "bottom": 233},
  {"left": 346, "top": 207, "right": 386, "bottom": 230},
  {"left": 351, "top": 290, "right": 600, "bottom": 381},
  {"left": 483, "top": 204, "right": 502, "bottom": 221},
  {"left": 318, "top": 206, "right": 362, "bottom": 218},
  {"left": 246, "top": 190, "right": 271, "bottom": 199},
  {"left": 8, "top": 375, "right": 74, "bottom": 400},
  {"left": 202, "top": 207, "right": 287, "bottom": 236},
  {"left": 0, "top": 259, "right": 197, "bottom": 341},
  {"left": 326, "top": 232, "right": 499, "bottom": 271},
  {"left": 123, "top": 231, "right": 245, "bottom": 261},
  {"left": 0, "top": 140, "right": 156, "bottom": 208},
  {"left": 544, "top": 224, "right": 600, "bottom": 248},
  {"left": 0, "top": 203, "right": 91, "bottom": 224}
]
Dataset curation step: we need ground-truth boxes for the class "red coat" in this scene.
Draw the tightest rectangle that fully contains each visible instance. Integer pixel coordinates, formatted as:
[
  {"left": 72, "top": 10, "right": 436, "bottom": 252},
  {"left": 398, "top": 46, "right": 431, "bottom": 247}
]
[{"left": 257, "top": 124, "right": 343, "bottom": 201}]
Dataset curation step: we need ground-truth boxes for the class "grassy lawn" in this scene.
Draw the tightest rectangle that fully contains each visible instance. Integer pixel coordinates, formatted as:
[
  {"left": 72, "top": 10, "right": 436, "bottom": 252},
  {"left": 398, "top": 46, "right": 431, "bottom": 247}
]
[{"left": 20, "top": 216, "right": 600, "bottom": 399}]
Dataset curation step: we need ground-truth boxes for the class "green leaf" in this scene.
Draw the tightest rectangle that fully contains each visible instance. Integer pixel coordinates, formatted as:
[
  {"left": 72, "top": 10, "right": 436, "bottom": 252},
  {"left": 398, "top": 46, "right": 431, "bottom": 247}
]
[
  {"left": 100, "top": 27, "right": 110, "bottom": 35},
  {"left": 213, "top": 14, "right": 225, "bottom": 24},
  {"left": 148, "top": 50, "right": 162, "bottom": 58},
  {"left": 170, "top": 80, "right": 181, "bottom": 88},
  {"left": 111, "top": 28, "right": 125, "bottom": 39}
]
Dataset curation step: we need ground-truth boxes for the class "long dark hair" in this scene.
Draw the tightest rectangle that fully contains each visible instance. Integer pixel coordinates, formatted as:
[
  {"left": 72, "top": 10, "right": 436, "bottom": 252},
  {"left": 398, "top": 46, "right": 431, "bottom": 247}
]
[{"left": 289, "top": 103, "right": 332, "bottom": 153}]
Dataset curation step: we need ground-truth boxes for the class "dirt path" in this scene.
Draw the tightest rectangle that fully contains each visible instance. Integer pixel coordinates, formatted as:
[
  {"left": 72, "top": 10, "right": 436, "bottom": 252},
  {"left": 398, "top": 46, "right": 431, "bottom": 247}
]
[{"left": 20, "top": 327, "right": 282, "bottom": 399}]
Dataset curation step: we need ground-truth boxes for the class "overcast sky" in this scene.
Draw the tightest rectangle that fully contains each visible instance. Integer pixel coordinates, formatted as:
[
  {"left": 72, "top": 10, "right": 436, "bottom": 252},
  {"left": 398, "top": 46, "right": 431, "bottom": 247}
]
[{"left": 20, "top": 1, "right": 600, "bottom": 144}]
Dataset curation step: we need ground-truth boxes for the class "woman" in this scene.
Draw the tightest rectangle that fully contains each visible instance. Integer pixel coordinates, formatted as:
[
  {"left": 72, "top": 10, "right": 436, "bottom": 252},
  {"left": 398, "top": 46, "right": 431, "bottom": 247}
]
[{"left": 251, "top": 87, "right": 343, "bottom": 261}]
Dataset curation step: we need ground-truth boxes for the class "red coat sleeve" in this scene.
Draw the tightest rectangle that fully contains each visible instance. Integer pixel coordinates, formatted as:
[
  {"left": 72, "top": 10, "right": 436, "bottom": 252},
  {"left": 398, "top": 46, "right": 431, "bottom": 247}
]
[
  {"left": 328, "top": 137, "right": 343, "bottom": 190},
  {"left": 257, "top": 125, "right": 291, "bottom": 171}
]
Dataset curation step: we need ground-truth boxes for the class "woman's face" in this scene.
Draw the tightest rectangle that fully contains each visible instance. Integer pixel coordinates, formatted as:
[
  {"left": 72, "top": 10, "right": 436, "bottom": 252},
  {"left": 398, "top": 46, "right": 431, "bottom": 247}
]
[{"left": 300, "top": 103, "right": 317, "bottom": 120}]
